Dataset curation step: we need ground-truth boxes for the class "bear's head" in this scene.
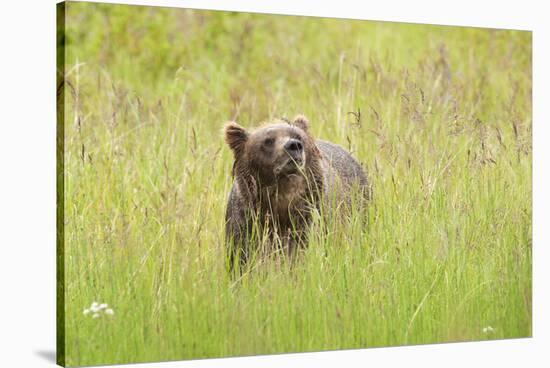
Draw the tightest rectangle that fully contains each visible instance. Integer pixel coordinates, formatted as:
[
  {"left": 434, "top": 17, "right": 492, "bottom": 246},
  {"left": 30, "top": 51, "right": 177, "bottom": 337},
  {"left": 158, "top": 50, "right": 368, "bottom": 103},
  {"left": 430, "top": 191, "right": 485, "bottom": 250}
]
[{"left": 224, "top": 115, "right": 321, "bottom": 191}]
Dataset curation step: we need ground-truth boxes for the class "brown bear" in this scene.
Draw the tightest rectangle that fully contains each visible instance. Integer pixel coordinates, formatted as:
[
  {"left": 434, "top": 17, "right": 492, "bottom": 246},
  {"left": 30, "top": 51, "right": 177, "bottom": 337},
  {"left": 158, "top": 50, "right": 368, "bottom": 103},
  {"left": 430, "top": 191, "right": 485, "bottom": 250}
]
[{"left": 223, "top": 115, "right": 370, "bottom": 272}]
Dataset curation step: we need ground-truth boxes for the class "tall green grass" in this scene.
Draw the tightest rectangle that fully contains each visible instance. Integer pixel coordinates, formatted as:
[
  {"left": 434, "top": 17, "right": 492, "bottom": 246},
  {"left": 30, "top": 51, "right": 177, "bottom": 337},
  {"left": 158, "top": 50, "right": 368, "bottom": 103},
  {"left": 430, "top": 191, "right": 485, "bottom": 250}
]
[{"left": 59, "top": 2, "right": 531, "bottom": 366}]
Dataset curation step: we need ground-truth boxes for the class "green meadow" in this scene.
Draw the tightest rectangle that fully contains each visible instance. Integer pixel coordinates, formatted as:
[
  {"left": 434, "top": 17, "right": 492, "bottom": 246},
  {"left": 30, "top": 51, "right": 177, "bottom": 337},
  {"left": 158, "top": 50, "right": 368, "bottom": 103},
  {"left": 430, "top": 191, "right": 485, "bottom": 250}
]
[{"left": 57, "top": 2, "right": 532, "bottom": 366}]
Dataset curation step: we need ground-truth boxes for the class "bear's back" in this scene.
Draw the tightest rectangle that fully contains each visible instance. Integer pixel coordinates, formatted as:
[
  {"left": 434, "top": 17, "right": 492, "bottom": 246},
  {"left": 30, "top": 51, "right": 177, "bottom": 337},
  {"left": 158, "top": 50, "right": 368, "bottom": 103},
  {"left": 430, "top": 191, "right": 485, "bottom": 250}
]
[{"left": 315, "top": 140, "right": 370, "bottom": 199}]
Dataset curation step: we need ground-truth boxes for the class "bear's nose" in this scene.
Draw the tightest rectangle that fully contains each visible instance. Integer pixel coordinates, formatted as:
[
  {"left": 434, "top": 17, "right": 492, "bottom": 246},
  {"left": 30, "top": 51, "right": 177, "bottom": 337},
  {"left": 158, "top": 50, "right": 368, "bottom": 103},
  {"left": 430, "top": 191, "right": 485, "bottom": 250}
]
[{"left": 284, "top": 139, "right": 303, "bottom": 153}]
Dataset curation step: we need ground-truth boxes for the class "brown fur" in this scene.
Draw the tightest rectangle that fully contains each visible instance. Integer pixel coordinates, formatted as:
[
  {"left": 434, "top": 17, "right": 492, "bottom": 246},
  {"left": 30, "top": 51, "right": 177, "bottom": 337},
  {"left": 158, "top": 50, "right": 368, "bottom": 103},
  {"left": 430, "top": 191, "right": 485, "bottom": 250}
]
[{"left": 223, "top": 115, "right": 369, "bottom": 272}]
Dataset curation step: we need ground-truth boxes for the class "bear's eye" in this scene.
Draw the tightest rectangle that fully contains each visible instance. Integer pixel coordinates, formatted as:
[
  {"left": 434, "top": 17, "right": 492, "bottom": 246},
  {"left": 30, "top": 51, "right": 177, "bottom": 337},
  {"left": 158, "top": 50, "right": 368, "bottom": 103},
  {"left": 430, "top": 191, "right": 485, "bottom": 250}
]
[{"left": 263, "top": 138, "right": 275, "bottom": 146}]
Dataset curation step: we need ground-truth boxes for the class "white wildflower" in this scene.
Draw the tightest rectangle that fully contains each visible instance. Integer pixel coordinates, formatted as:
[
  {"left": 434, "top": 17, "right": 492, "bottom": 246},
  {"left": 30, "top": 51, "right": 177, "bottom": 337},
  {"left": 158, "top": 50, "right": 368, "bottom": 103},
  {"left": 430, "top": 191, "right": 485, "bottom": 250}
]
[
  {"left": 84, "top": 301, "right": 115, "bottom": 319},
  {"left": 90, "top": 302, "right": 100, "bottom": 312},
  {"left": 482, "top": 326, "right": 495, "bottom": 334}
]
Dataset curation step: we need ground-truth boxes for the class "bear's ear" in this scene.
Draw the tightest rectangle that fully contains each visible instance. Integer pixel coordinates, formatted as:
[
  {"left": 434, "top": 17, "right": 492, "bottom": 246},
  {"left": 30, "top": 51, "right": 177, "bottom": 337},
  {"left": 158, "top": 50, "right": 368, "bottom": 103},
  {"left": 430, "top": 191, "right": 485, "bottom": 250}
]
[
  {"left": 223, "top": 121, "right": 248, "bottom": 157},
  {"left": 292, "top": 114, "right": 309, "bottom": 132}
]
